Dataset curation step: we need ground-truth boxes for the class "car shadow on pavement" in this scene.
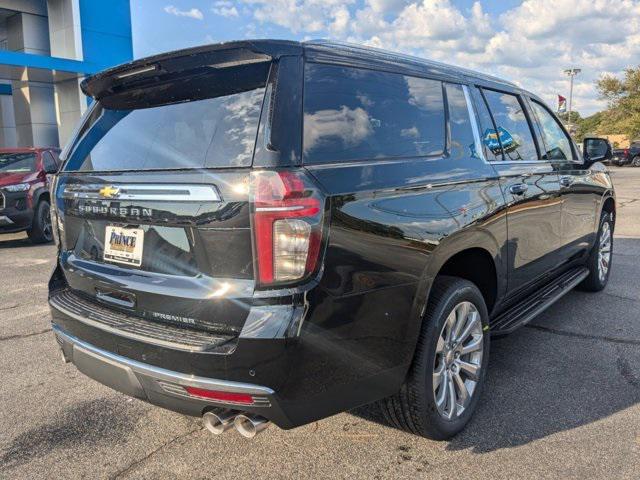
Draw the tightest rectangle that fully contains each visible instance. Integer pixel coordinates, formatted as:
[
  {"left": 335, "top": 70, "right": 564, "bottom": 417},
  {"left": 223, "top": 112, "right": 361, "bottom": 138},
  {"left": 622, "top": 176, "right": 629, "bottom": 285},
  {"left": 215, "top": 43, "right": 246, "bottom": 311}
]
[
  {"left": 0, "top": 235, "right": 48, "bottom": 249},
  {"left": 351, "top": 243, "right": 640, "bottom": 452},
  {"left": 352, "top": 321, "right": 640, "bottom": 453}
]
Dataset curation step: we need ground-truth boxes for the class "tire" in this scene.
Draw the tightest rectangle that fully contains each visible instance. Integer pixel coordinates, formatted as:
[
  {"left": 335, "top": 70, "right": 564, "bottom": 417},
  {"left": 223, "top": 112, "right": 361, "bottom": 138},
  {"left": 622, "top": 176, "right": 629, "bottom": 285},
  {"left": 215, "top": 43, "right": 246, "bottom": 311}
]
[
  {"left": 27, "top": 200, "right": 53, "bottom": 244},
  {"left": 632, "top": 156, "right": 640, "bottom": 167},
  {"left": 579, "top": 211, "right": 613, "bottom": 292},
  {"left": 380, "top": 276, "right": 490, "bottom": 440}
]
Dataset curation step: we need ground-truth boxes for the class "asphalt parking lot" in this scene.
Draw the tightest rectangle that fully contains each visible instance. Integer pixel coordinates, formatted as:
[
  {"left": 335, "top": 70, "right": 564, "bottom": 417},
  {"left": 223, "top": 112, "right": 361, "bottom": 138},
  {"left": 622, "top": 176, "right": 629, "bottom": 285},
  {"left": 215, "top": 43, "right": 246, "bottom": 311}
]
[{"left": 1, "top": 167, "right": 639, "bottom": 479}]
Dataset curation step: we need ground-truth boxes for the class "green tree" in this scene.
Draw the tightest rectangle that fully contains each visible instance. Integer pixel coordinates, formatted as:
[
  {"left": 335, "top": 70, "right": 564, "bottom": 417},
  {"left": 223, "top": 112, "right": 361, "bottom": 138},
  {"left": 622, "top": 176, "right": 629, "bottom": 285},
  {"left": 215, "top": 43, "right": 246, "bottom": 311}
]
[
  {"left": 596, "top": 67, "right": 640, "bottom": 141},
  {"left": 557, "top": 111, "right": 582, "bottom": 125},
  {"left": 574, "top": 111, "right": 604, "bottom": 143}
]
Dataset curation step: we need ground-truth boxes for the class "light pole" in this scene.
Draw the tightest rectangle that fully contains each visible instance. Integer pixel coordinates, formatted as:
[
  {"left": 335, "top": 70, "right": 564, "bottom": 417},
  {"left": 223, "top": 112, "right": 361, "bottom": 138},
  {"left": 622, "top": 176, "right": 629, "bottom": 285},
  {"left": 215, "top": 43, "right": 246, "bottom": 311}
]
[{"left": 563, "top": 68, "right": 581, "bottom": 133}]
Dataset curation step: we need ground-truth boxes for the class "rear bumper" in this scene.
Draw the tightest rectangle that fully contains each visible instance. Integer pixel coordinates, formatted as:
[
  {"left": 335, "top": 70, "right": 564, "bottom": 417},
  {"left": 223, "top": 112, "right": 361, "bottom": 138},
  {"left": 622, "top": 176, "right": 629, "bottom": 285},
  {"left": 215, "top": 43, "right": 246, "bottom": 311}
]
[
  {"left": 611, "top": 156, "right": 630, "bottom": 166},
  {"left": 52, "top": 324, "right": 297, "bottom": 426},
  {"left": 48, "top": 262, "right": 415, "bottom": 430},
  {"left": 0, "top": 210, "right": 32, "bottom": 232}
]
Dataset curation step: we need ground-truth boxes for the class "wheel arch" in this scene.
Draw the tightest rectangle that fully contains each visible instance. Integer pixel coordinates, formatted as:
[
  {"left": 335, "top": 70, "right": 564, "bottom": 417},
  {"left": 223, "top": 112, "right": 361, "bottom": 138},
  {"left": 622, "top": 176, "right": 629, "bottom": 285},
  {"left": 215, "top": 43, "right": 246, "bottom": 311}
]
[
  {"left": 32, "top": 186, "right": 50, "bottom": 206},
  {"left": 601, "top": 194, "right": 615, "bottom": 219},
  {"left": 435, "top": 247, "right": 498, "bottom": 314},
  {"left": 407, "top": 229, "right": 505, "bottom": 357}
]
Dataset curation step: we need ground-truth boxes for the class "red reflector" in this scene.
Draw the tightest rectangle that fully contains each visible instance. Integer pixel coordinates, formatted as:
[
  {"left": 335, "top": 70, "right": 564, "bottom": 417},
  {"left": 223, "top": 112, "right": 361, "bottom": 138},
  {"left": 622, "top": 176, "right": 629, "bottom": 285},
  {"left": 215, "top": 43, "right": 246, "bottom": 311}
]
[{"left": 184, "top": 386, "right": 254, "bottom": 405}]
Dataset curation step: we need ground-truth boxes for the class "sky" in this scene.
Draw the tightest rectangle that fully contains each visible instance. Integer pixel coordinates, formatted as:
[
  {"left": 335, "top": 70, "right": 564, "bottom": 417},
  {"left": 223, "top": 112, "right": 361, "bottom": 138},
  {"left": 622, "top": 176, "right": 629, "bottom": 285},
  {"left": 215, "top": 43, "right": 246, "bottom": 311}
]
[{"left": 131, "top": 0, "right": 640, "bottom": 116}]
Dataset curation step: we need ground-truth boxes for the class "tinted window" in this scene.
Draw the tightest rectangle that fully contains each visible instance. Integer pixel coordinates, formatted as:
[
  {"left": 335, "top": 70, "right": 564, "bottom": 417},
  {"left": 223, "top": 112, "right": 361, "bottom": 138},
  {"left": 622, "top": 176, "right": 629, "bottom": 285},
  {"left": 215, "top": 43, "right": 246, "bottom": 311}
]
[
  {"left": 303, "top": 63, "right": 445, "bottom": 164},
  {"left": 481, "top": 89, "right": 538, "bottom": 161},
  {"left": 42, "top": 151, "right": 57, "bottom": 172},
  {"left": 0, "top": 153, "right": 37, "bottom": 172},
  {"left": 64, "top": 86, "right": 266, "bottom": 171},
  {"left": 530, "top": 100, "right": 573, "bottom": 160},
  {"left": 472, "top": 89, "right": 503, "bottom": 161},
  {"left": 445, "top": 84, "right": 477, "bottom": 160}
]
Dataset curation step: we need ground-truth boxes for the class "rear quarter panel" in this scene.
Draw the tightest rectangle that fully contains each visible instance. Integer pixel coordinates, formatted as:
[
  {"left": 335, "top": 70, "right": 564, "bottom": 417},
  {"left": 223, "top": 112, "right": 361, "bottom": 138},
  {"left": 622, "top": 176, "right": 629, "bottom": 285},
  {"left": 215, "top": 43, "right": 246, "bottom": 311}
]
[{"left": 295, "top": 154, "right": 507, "bottom": 407}]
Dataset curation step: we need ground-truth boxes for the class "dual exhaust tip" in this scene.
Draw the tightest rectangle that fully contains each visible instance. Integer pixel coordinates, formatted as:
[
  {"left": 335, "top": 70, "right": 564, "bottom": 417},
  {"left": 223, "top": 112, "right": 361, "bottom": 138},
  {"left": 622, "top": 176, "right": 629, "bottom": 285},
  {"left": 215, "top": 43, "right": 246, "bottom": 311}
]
[{"left": 202, "top": 409, "right": 270, "bottom": 438}]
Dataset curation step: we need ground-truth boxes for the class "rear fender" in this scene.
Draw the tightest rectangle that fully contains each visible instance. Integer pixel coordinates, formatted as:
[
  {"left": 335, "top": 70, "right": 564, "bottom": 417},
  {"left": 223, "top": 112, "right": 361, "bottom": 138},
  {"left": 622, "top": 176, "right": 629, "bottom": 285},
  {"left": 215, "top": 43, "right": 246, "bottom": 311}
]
[{"left": 404, "top": 226, "right": 505, "bottom": 363}]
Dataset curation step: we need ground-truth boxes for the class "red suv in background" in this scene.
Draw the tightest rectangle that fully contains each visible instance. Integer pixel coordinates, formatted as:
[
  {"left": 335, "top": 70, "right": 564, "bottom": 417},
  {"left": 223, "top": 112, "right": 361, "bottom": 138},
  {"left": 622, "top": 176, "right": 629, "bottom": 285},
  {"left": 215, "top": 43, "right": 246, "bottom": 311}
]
[{"left": 0, "top": 147, "right": 61, "bottom": 244}]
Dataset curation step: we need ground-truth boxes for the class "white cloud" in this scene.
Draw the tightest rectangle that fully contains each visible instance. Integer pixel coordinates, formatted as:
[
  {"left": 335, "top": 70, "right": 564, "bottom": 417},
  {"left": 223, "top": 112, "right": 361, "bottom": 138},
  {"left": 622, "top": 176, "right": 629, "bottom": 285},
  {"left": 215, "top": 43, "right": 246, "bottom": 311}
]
[
  {"left": 238, "top": 0, "right": 640, "bottom": 114},
  {"left": 240, "top": 0, "right": 356, "bottom": 34},
  {"left": 164, "top": 5, "right": 204, "bottom": 20},
  {"left": 212, "top": 1, "right": 239, "bottom": 18},
  {"left": 304, "top": 106, "right": 373, "bottom": 153},
  {"left": 366, "top": 0, "right": 409, "bottom": 14},
  {"left": 329, "top": 6, "right": 351, "bottom": 35}
]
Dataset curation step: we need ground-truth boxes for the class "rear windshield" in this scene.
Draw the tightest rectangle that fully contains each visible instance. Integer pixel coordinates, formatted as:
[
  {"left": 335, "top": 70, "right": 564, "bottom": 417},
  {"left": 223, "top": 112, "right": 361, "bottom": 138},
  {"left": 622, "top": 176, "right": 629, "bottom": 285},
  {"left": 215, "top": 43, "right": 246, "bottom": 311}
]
[
  {"left": 64, "top": 69, "right": 268, "bottom": 172},
  {"left": 0, "top": 153, "right": 37, "bottom": 173}
]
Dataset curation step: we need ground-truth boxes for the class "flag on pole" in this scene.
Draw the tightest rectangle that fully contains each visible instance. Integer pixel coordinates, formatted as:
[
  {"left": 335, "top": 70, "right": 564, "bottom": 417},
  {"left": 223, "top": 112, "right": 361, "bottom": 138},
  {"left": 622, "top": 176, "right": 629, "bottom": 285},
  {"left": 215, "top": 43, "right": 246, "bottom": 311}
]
[{"left": 558, "top": 95, "right": 567, "bottom": 113}]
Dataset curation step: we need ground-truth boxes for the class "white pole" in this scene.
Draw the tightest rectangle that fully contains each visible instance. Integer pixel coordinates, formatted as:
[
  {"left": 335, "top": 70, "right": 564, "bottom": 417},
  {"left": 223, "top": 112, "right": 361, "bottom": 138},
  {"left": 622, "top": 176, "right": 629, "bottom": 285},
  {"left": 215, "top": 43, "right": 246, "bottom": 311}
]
[
  {"left": 563, "top": 68, "right": 581, "bottom": 134},
  {"left": 568, "top": 74, "right": 574, "bottom": 131}
]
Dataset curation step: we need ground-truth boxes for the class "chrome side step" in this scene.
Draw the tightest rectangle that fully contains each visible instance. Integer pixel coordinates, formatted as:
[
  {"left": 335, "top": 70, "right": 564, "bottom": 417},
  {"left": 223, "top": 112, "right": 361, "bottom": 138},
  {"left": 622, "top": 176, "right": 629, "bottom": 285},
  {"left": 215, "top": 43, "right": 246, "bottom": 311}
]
[{"left": 490, "top": 267, "right": 589, "bottom": 335}]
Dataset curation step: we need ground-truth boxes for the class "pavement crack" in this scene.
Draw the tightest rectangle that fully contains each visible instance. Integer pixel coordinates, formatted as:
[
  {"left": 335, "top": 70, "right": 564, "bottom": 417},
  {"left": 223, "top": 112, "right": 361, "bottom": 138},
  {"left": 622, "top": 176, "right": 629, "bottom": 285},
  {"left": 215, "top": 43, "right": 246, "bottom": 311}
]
[
  {"left": 526, "top": 324, "right": 640, "bottom": 346},
  {"left": 0, "top": 328, "right": 52, "bottom": 342},
  {"left": 616, "top": 357, "right": 640, "bottom": 389},
  {"left": 603, "top": 291, "right": 640, "bottom": 303},
  {"left": 110, "top": 426, "right": 202, "bottom": 479},
  {"left": 0, "top": 304, "right": 20, "bottom": 311}
]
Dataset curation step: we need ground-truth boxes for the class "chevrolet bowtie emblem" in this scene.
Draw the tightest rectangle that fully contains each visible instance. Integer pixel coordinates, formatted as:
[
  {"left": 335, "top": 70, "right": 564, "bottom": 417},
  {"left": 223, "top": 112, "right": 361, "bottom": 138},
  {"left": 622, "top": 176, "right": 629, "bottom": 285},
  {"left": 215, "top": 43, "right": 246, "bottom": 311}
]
[{"left": 99, "top": 186, "right": 120, "bottom": 199}]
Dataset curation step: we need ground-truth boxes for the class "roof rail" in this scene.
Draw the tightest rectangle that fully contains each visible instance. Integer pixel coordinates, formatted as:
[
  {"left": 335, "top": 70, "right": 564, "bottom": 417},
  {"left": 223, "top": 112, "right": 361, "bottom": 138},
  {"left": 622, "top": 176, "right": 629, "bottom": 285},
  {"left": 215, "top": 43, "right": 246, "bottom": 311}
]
[{"left": 304, "top": 39, "right": 517, "bottom": 87}]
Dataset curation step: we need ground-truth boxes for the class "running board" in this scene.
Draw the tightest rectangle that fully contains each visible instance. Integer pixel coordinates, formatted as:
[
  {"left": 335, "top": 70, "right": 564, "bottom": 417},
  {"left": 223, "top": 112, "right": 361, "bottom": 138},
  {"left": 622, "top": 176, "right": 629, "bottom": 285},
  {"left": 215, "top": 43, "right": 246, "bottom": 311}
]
[{"left": 490, "top": 267, "right": 589, "bottom": 335}]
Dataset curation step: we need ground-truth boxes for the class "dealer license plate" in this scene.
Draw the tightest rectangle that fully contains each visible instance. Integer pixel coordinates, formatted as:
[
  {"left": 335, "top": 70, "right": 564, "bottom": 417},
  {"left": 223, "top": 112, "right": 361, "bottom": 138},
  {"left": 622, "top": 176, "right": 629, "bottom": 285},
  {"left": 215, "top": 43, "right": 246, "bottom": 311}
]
[{"left": 103, "top": 226, "right": 144, "bottom": 267}]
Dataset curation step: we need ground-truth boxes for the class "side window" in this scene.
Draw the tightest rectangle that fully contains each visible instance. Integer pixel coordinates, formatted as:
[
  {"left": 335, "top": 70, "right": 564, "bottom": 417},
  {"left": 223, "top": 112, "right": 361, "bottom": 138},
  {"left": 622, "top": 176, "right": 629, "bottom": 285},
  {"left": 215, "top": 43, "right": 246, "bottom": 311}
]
[
  {"left": 444, "top": 83, "right": 477, "bottom": 160},
  {"left": 42, "top": 151, "right": 57, "bottom": 172},
  {"left": 50, "top": 150, "right": 61, "bottom": 167},
  {"left": 303, "top": 63, "right": 445, "bottom": 164},
  {"left": 481, "top": 89, "right": 538, "bottom": 161},
  {"left": 530, "top": 100, "right": 574, "bottom": 161},
  {"left": 472, "top": 88, "right": 503, "bottom": 161}
]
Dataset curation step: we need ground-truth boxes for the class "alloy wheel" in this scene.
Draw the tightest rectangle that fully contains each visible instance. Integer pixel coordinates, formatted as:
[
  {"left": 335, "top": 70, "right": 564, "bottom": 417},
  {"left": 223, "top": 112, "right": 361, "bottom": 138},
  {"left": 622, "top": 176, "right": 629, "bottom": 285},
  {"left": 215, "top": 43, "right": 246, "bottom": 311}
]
[
  {"left": 42, "top": 204, "right": 53, "bottom": 242},
  {"left": 598, "top": 221, "right": 612, "bottom": 283},
  {"left": 433, "top": 301, "right": 484, "bottom": 420}
]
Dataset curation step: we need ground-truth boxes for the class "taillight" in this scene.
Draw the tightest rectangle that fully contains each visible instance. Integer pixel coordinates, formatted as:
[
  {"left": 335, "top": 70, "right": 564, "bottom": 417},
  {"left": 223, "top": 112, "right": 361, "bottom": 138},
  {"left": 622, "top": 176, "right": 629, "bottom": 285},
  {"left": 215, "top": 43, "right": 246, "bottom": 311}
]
[
  {"left": 624, "top": 148, "right": 630, "bottom": 157},
  {"left": 49, "top": 175, "right": 62, "bottom": 248},
  {"left": 251, "top": 170, "right": 325, "bottom": 287}
]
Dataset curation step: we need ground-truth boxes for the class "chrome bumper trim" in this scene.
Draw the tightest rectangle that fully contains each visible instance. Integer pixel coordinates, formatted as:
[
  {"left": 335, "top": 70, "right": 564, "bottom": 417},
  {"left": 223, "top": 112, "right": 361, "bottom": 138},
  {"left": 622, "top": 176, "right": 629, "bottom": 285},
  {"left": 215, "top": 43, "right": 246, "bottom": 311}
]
[{"left": 52, "top": 324, "right": 274, "bottom": 396}]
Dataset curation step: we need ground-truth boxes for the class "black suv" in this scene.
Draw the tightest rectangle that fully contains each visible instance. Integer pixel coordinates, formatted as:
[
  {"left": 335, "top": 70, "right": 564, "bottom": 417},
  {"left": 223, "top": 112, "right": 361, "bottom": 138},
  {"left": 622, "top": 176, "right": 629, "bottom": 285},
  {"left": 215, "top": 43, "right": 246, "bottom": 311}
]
[{"left": 48, "top": 40, "right": 615, "bottom": 440}]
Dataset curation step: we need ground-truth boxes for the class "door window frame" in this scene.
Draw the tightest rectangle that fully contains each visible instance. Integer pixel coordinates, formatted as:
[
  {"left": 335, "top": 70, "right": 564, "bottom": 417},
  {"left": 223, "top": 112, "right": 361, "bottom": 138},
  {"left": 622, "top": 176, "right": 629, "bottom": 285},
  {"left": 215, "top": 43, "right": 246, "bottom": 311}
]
[
  {"left": 475, "top": 86, "right": 544, "bottom": 164},
  {"left": 525, "top": 96, "right": 580, "bottom": 164}
]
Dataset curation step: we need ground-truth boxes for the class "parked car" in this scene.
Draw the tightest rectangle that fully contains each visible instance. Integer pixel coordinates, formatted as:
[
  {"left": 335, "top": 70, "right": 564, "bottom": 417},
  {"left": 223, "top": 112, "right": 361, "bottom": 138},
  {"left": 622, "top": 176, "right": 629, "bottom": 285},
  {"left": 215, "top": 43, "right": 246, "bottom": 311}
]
[
  {"left": 611, "top": 142, "right": 640, "bottom": 166},
  {"left": 0, "top": 147, "right": 61, "bottom": 243},
  {"left": 48, "top": 40, "right": 615, "bottom": 440}
]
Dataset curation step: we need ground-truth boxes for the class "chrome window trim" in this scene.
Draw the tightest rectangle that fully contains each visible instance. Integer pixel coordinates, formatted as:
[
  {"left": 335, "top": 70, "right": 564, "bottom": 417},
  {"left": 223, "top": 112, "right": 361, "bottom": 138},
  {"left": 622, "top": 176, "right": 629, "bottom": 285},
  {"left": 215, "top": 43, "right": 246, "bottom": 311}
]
[
  {"left": 462, "top": 84, "right": 486, "bottom": 164},
  {"left": 464, "top": 84, "right": 560, "bottom": 167}
]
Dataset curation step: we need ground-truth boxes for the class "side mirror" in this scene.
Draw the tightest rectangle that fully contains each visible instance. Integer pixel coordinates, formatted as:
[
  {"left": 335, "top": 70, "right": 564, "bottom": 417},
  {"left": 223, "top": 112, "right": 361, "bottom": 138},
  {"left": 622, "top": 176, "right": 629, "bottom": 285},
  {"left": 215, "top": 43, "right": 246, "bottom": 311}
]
[{"left": 582, "top": 137, "right": 612, "bottom": 166}]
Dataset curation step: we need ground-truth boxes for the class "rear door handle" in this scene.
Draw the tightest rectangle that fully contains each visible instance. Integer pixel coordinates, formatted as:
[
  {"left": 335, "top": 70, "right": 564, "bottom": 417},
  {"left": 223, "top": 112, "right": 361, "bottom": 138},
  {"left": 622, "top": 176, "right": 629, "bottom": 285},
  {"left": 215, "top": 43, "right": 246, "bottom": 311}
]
[
  {"left": 560, "top": 176, "right": 573, "bottom": 187},
  {"left": 509, "top": 183, "right": 528, "bottom": 195}
]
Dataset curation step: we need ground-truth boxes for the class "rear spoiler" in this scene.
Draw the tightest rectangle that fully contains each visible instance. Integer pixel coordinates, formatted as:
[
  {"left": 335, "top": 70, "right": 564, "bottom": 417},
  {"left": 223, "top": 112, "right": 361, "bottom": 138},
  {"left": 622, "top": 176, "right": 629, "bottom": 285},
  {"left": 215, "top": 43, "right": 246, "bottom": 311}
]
[{"left": 81, "top": 40, "right": 302, "bottom": 101}]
